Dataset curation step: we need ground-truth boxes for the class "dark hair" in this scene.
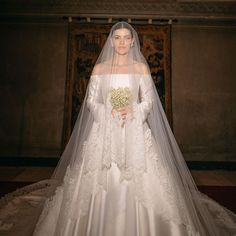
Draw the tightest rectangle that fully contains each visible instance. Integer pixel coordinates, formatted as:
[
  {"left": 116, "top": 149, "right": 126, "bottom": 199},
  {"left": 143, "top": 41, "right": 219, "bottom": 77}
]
[{"left": 111, "top": 22, "right": 133, "bottom": 38}]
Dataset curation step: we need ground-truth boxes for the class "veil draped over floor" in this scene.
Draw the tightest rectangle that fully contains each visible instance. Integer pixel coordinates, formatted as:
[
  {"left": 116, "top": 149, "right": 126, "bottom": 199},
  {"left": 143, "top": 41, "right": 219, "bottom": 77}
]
[{"left": 44, "top": 22, "right": 234, "bottom": 235}]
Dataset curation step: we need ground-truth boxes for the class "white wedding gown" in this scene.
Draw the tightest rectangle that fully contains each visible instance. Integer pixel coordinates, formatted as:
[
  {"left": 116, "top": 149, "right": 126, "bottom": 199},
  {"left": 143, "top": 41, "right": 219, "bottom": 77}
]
[{"left": 0, "top": 74, "right": 236, "bottom": 236}]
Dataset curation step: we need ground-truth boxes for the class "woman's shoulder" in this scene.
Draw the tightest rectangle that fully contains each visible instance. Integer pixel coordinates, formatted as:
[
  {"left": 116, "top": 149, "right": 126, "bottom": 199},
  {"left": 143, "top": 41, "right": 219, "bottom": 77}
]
[
  {"left": 133, "top": 61, "right": 149, "bottom": 75},
  {"left": 91, "top": 64, "right": 103, "bottom": 76},
  {"left": 91, "top": 62, "right": 110, "bottom": 76}
]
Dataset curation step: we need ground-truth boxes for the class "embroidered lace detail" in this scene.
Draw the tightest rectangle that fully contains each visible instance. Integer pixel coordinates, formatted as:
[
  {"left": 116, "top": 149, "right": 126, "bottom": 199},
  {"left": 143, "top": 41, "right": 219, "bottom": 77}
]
[
  {"left": 62, "top": 164, "right": 107, "bottom": 217},
  {"left": 102, "top": 99, "right": 113, "bottom": 169},
  {"left": 34, "top": 125, "right": 201, "bottom": 236},
  {"left": 0, "top": 180, "right": 52, "bottom": 207},
  {"left": 0, "top": 180, "right": 53, "bottom": 234},
  {"left": 186, "top": 225, "right": 201, "bottom": 236},
  {"left": 133, "top": 127, "right": 191, "bottom": 228},
  {"left": 201, "top": 192, "right": 236, "bottom": 230},
  {"left": 83, "top": 123, "right": 103, "bottom": 173},
  {"left": 1, "top": 74, "right": 236, "bottom": 236},
  {"left": 34, "top": 186, "right": 63, "bottom": 232}
]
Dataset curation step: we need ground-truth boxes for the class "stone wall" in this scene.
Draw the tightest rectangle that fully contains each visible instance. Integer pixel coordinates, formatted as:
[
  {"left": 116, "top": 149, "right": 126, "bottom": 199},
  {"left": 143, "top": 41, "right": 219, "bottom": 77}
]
[
  {"left": 172, "top": 24, "right": 236, "bottom": 161},
  {"left": 0, "top": 21, "right": 235, "bottom": 162},
  {"left": 0, "top": 22, "right": 68, "bottom": 158}
]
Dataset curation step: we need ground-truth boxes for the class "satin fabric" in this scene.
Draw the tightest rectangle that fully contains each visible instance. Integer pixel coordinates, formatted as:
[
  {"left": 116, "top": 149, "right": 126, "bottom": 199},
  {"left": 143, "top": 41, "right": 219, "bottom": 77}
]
[
  {"left": 33, "top": 74, "right": 199, "bottom": 235},
  {"left": 0, "top": 74, "right": 235, "bottom": 236},
  {"left": 33, "top": 162, "right": 192, "bottom": 236}
]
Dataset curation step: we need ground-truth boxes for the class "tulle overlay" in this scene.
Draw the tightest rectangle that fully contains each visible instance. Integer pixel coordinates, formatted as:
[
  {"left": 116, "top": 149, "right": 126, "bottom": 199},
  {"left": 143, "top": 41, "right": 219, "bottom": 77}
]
[
  {"left": 0, "top": 74, "right": 236, "bottom": 236},
  {"left": 0, "top": 124, "right": 236, "bottom": 236},
  {"left": 1, "top": 21, "right": 236, "bottom": 236},
  {"left": 33, "top": 121, "right": 199, "bottom": 236}
]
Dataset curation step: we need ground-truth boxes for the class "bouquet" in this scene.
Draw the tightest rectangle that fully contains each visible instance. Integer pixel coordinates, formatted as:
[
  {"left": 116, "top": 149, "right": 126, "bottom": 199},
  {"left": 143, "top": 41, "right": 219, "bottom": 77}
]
[{"left": 110, "top": 87, "right": 132, "bottom": 128}]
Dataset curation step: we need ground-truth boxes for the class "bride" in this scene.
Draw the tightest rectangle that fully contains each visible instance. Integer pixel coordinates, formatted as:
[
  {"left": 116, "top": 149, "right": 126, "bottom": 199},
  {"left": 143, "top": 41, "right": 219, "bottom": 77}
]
[{"left": 1, "top": 21, "right": 236, "bottom": 236}]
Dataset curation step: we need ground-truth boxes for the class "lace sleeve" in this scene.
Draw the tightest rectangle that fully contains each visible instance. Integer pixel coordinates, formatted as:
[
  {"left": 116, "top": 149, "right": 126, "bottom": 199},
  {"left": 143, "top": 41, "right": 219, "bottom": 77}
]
[
  {"left": 86, "top": 75, "right": 105, "bottom": 123},
  {"left": 137, "top": 75, "right": 154, "bottom": 123}
]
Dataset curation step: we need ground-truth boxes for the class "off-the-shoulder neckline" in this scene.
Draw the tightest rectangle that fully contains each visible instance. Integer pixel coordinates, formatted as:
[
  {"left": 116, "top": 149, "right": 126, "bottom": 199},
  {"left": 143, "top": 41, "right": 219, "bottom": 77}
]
[{"left": 91, "top": 74, "right": 150, "bottom": 77}]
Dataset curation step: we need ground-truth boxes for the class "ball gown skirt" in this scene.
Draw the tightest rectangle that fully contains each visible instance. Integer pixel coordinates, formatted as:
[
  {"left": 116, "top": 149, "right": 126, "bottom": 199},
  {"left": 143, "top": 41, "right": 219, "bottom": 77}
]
[{"left": 0, "top": 74, "right": 236, "bottom": 236}]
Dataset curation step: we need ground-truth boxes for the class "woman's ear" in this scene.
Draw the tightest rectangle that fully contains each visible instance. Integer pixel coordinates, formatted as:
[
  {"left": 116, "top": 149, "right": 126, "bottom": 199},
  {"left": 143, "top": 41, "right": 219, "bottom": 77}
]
[
  {"left": 110, "top": 38, "right": 114, "bottom": 47},
  {"left": 131, "top": 38, "right": 135, "bottom": 47}
]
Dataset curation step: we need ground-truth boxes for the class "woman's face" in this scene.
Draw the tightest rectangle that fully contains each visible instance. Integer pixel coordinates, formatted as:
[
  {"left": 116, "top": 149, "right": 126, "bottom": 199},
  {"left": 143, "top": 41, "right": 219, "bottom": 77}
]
[{"left": 112, "top": 28, "right": 133, "bottom": 56}]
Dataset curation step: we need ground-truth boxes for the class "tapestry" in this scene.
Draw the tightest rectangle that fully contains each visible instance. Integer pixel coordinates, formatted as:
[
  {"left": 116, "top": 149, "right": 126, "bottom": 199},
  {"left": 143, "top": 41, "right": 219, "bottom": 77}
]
[{"left": 62, "top": 23, "right": 171, "bottom": 148}]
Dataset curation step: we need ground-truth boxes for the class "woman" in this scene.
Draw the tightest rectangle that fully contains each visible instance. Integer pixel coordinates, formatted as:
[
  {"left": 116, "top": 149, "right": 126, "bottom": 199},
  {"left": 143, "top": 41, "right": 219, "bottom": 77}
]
[{"left": 1, "top": 22, "right": 236, "bottom": 236}]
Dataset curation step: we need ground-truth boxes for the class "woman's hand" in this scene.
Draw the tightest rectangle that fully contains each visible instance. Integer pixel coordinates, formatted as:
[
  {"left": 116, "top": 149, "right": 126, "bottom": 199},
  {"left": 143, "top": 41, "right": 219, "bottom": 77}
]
[{"left": 111, "top": 106, "right": 132, "bottom": 120}]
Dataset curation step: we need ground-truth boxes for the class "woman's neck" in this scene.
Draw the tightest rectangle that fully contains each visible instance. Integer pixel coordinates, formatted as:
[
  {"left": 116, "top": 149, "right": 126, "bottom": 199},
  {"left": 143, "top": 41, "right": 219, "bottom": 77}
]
[{"left": 113, "top": 54, "right": 130, "bottom": 66}]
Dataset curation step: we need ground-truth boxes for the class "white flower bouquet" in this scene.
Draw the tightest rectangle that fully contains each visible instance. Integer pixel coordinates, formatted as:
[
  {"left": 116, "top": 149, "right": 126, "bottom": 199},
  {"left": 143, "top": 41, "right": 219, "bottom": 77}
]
[{"left": 110, "top": 87, "right": 132, "bottom": 128}]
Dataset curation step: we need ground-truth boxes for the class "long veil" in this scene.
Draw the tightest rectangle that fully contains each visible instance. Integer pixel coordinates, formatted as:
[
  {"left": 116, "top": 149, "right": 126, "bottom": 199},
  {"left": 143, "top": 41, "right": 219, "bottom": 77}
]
[
  {"left": 47, "top": 21, "right": 235, "bottom": 235},
  {"left": 1, "top": 21, "right": 235, "bottom": 236},
  {"left": 49, "top": 21, "right": 236, "bottom": 235}
]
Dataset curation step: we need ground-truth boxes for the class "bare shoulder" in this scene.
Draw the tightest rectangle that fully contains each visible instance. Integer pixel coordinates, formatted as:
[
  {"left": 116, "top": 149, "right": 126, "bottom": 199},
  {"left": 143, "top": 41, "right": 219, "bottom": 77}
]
[
  {"left": 91, "top": 63, "right": 103, "bottom": 76},
  {"left": 133, "top": 62, "right": 149, "bottom": 75}
]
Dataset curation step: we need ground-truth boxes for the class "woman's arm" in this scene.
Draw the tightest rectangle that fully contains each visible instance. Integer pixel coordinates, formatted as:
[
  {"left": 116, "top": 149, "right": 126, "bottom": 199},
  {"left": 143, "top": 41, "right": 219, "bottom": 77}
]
[
  {"left": 86, "top": 75, "right": 104, "bottom": 123},
  {"left": 137, "top": 75, "right": 154, "bottom": 123}
]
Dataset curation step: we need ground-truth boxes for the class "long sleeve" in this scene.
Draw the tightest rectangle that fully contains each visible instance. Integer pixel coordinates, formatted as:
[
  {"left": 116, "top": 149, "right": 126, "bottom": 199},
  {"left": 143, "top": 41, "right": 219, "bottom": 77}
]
[
  {"left": 86, "top": 75, "right": 105, "bottom": 123},
  {"left": 137, "top": 75, "right": 154, "bottom": 123}
]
